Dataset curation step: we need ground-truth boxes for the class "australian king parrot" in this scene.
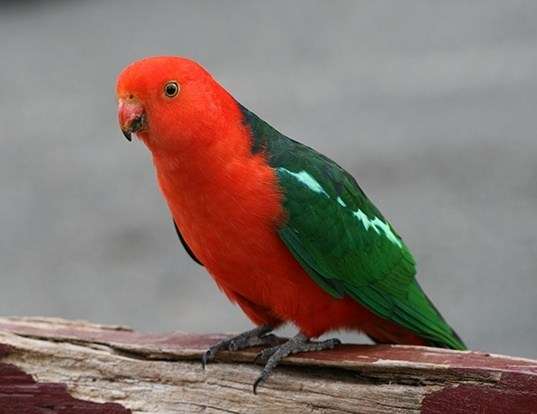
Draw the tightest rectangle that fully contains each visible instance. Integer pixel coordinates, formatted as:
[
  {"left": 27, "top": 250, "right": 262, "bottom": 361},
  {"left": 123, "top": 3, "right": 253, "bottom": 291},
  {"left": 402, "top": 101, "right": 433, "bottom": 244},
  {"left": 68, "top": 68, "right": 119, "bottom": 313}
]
[{"left": 116, "top": 56, "right": 466, "bottom": 392}]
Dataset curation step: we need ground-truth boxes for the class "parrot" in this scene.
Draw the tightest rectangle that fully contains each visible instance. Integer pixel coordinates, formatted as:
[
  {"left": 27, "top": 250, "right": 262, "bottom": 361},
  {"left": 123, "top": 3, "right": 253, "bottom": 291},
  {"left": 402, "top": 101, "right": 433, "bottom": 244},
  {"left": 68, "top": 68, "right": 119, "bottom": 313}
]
[{"left": 116, "top": 56, "right": 466, "bottom": 393}]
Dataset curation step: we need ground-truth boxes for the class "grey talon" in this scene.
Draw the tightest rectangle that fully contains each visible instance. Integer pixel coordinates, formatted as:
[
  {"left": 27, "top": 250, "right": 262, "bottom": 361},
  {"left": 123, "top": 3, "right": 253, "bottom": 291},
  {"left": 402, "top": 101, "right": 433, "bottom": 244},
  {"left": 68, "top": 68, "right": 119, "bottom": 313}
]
[
  {"left": 201, "top": 325, "right": 274, "bottom": 368},
  {"left": 252, "top": 333, "right": 341, "bottom": 394}
]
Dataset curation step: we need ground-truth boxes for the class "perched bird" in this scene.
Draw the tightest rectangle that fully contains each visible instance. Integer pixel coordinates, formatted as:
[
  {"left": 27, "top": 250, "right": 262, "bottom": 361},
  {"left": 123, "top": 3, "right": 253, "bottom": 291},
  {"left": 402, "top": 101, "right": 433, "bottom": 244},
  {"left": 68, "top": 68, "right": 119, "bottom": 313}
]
[{"left": 116, "top": 56, "right": 466, "bottom": 393}]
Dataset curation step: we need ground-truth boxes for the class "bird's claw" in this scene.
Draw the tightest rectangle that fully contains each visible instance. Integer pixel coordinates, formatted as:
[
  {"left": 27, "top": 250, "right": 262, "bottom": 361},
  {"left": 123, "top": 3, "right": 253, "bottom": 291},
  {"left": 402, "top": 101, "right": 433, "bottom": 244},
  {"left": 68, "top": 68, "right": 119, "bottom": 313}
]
[
  {"left": 254, "top": 344, "right": 279, "bottom": 364},
  {"left": 252, "top": 334, "right": 341, "bottom": 394},
  {"left": 202, "top": 329, "right": 341, "bottom": 394},
  {"left": 201, "top": 325, "right": 275, "bottom": 369},
  {"left": 201, "top": 348, "right": 216, "bottom": 370}
]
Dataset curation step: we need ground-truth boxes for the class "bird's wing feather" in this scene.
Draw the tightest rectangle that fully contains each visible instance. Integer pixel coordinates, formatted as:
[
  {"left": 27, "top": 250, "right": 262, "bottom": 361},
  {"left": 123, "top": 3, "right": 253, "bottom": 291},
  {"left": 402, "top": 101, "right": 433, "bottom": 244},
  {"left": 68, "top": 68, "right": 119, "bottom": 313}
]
[
  {"left": 241, "top": 105, "right": 465, "bottom": 350},
  {"left": 173, "top": 220, "right": 203, "bottom": 266}
]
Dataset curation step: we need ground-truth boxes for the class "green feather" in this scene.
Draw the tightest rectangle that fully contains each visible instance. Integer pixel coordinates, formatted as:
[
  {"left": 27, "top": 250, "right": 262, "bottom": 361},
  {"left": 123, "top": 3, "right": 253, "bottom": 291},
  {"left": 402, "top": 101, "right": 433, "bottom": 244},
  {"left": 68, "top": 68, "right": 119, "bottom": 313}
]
[{"left": 240, "top": 104, "right": 466, "bottom": 350}]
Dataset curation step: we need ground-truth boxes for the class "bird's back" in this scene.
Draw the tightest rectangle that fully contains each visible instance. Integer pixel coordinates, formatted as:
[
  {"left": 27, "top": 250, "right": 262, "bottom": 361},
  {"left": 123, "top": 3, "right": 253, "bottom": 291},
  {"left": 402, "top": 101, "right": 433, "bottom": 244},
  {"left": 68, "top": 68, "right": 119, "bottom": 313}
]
[{"left": 239, "top": 104, "right": 466, "bottom": 350}]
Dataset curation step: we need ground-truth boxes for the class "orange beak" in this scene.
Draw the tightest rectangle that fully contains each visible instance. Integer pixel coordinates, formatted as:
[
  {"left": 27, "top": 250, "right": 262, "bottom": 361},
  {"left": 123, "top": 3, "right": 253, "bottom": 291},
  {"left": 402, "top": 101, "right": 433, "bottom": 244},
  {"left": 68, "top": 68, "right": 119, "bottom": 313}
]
[{"left": 118, "top": 99, "right": 146, "bottom": 141}]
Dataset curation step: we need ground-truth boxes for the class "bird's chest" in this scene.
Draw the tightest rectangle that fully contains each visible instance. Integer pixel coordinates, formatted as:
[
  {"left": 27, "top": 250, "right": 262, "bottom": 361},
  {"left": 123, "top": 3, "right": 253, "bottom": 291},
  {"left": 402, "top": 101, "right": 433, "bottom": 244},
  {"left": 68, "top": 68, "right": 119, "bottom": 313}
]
[{"left": 156, "top": 158, "right": 285, "bottom": 294}]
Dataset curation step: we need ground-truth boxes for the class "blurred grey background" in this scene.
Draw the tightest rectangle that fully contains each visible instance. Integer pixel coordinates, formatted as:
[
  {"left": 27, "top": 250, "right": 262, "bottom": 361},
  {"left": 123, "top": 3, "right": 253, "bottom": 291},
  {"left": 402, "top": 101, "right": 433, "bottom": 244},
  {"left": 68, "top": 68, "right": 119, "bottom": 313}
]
[{"left": 1, "top": 1, "right": 536, "bottom": 358}]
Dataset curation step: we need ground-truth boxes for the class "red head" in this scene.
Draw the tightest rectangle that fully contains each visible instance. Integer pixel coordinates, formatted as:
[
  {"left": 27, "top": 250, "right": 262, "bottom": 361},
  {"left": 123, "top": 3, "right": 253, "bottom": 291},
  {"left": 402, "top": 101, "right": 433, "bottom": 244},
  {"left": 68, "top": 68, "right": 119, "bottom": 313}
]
[{"left": 116, "top": 56, "right": 237, "bottom": 154}]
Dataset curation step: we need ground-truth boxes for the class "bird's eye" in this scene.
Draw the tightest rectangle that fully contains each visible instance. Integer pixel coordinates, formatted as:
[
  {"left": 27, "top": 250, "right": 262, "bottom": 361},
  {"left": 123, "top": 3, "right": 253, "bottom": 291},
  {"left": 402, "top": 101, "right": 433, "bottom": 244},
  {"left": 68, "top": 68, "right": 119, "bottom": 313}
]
[{"left": 164, "top": 81, "right": 179, "bottom": 98}]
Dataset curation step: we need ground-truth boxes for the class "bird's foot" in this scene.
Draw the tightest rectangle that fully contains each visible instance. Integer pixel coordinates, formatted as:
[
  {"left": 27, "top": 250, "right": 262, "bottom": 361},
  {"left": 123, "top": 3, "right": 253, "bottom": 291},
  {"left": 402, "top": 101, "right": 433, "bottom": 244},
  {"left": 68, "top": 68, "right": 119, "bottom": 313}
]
[
  {"left": 253, "top": 333, "right": 341, "bottom": 394},
  {"left": 202, "top": 324, "right": 280, "bottom": 368}
]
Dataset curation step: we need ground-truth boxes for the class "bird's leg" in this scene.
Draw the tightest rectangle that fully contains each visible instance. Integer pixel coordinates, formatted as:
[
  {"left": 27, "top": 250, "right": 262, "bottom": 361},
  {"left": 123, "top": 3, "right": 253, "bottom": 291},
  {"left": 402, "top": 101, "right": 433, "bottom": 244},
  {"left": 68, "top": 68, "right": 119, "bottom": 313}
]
[
  {"left": 202, "top": 324, "right": 280, "bottom": 368},
  {"left": 253, "top": 332, "right": 341, "bottom": 394}
]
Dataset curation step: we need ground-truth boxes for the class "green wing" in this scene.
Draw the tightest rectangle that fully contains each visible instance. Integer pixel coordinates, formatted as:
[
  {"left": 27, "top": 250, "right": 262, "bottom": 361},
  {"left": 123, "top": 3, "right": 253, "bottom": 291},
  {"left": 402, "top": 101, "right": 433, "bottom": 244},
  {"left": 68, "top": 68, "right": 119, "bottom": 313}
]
[{"left": 241, "top": 105, "right": 465, "bottom": 350}]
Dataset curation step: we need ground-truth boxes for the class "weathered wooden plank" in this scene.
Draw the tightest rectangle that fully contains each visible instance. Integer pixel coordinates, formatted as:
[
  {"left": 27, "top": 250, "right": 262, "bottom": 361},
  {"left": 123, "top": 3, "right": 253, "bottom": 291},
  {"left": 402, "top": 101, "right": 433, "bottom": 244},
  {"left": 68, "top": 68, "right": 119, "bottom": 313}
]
[{"left": 0, "top": 317, "right": 535, "bottom": 413}]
